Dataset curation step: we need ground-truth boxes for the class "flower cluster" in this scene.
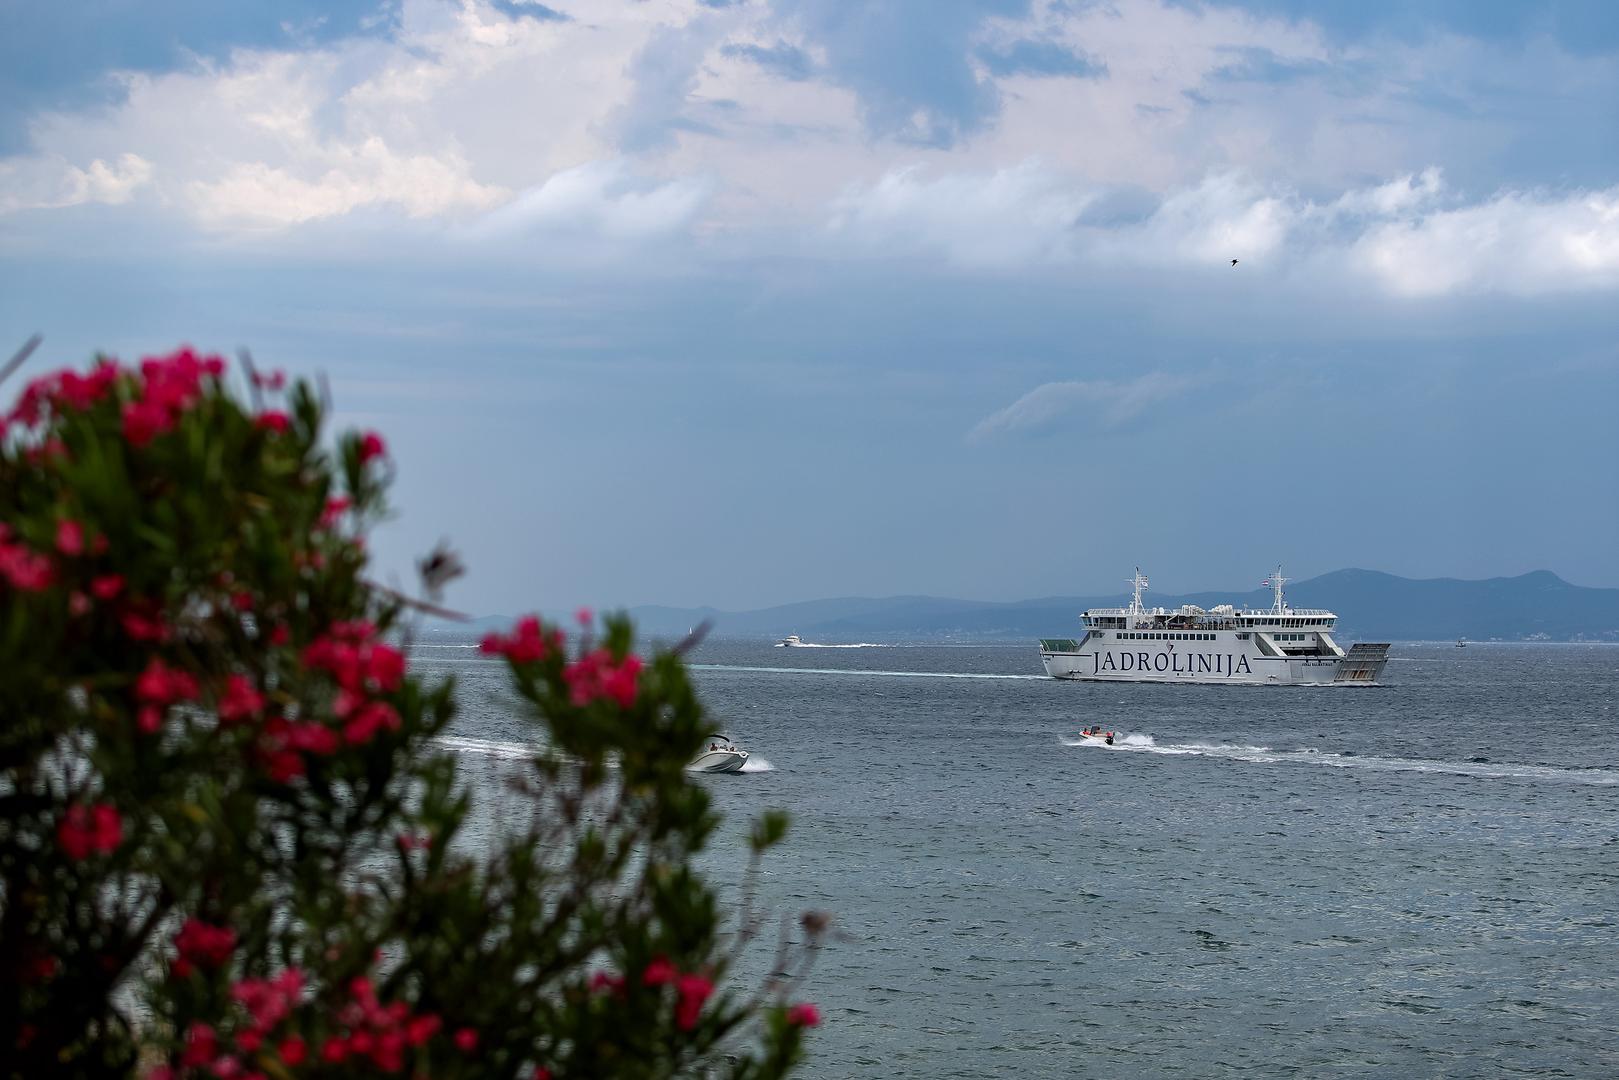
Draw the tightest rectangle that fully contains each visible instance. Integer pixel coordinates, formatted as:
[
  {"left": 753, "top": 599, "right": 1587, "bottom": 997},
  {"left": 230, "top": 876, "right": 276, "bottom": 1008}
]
[
  {"left": 319, "top": 976, "right": 445, "bottom": 1072},
  {"left": 0, "top": 523, "right": 54, "bottom": 592},
  {"left": 639, "top": 957, "right": 715, "bottom": 1032},
  {"left": 479, "top": 615, "right": 558, "bottom": 664},
  {"left": 134, "top": 657, "right": 201, "bottom": 734},
  {"left": 56, "top": 802, "right": 123, "bottom": 861},
  {"left": 216, "top": 674, "right": 266, "bottom": 725},
  {"left": 171, "top": 919, "right": 237, "bottom": 979},
  {"left": 122, "top": 349, "right": 224, "bottom": 447},
  {"left": 6, "top": 357, "right": 120, "bottom": 429},
  {"left": 563, "top": 648, "right": 643, "bottom": 709}
]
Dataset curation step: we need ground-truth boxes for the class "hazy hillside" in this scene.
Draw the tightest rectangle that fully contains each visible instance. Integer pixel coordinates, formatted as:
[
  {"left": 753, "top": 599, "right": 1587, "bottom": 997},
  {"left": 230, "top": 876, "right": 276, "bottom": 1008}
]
[{"left": 615, "top": 570, "right": 1619, "bottom": 643}]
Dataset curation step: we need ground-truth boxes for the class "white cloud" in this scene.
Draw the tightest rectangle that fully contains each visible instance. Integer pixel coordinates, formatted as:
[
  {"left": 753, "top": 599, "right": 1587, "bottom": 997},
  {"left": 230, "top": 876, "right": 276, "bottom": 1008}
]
[
  {"left": 969, "top": 371, "right": 1199, "bottom": 442},
  {"left": 470, "top": 159, "right": 710, "bottom": 239},
  {"left": 0, "top": 153, "right": 153, "bottom": 213},
  {"left": 189, "top": 140, "right": 504, "bottom": 229},
  {"left": 0, "top": 0, "right": 1611, "bottom": 302},
  {"left": 1353, "top": 187, "right": 1619, "bottom": 297},
  {"left": 828, "top": 161, "right": 1093, "bottom": 266}
]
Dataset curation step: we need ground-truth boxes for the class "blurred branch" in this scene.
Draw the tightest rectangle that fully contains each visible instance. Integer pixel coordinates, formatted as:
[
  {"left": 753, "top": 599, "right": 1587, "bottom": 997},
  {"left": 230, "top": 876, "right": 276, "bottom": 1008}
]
[{"left": 0, "top": 333, "right": 42, "bottom": 387}]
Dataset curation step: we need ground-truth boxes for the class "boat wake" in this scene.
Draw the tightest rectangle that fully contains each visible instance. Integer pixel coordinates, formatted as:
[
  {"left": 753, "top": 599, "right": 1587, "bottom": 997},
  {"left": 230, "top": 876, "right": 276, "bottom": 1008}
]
[
  {"left": 437, "top": 735, "right": 533, "bottom": 760},
  {"left": 776, "top": 642, "right": 888, "bottom": 649},
  {"left": 694, "top": 664, "right": 1047, "bottom": 681},
  {"left": 438, "top": 736, "right": 777, "bottom": 774},
  {"left": 1061, "top": 734, "right": 1619, "bottom": 785}
]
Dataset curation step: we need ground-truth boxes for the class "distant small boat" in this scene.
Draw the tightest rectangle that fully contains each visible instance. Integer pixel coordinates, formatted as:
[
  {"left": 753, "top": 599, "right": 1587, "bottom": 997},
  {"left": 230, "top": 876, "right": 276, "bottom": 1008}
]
[
  {"left": 776, "top": 634, "right": 803, "bottom": 648},
  {"left": 688, "top": 736, "right": 749, "bottom": 774},
  {"left": 1076, "top": 726, "right": 1117, "bottom": 746},
  {"left": 1456, "top": 638, "right": 1467, "bottom": 648}
]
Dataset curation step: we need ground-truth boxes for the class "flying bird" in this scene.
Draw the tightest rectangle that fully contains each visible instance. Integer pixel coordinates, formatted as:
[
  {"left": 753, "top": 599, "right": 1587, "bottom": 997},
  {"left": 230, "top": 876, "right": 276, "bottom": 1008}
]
[{"left": 1230, "top": 259, "right": 1238, "bottom": 267}]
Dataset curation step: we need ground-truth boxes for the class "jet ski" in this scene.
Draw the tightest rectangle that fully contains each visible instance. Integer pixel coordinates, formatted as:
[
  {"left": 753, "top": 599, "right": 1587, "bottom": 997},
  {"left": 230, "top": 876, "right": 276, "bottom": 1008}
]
[{"left": 1076, "top": 726, "right": 1117, "bottom": 746}]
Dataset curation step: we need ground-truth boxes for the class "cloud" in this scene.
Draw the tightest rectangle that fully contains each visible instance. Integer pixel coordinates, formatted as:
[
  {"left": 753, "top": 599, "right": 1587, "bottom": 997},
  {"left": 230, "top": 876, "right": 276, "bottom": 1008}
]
[
  {"left": 774, "top": 0, "right": 1024, "bottom": 148},
  {"left": 976, "top": 38, "right": 1105, "bottom": 79},
  {"left": 614, "top": 20, "right": 727, "bottom": 153},
  {"left": 968, "top": 372, "right": 1200, "bottom": 442},
  {"left": 0, "top": 152, "right": 153, "bottom": 212},
  {"left": 188, "top": 141, "right": 505, "bottom": 229},
  {"left": 828, "top": 161, "right": 1093, "bottom": 266},
  {"left": 721, "top": 40, "right": 815, "bottom": 81},
  {"left": 470, "top": 159, "right": 710, "bottom": 239},
  {"left": 1353, "top": 186, "right": 1619, "bottom": 297},
  {"left": 829, "top": 161, "right": 1619, "bottom": 297}
]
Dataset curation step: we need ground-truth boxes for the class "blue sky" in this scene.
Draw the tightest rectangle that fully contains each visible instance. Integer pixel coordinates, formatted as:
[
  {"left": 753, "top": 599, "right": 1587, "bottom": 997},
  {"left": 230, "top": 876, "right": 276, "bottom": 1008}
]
[{"left": 2, "top": 0, "right": 1616, "bottom": 613}]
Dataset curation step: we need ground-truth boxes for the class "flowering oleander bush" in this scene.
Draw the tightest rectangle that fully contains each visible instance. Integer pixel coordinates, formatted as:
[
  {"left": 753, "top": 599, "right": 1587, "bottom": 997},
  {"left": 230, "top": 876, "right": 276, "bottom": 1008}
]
[{"left": 0, "top": 346, "right": 825, "bottom": 1079}]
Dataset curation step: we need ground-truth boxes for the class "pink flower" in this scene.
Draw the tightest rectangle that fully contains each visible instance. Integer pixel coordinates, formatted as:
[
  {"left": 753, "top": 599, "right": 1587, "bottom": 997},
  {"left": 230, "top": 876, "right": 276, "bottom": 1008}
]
[
  {"left": 358, "top": 431, "right": 387, "bottom": 464},
  {"left": 120, "top": 604, "right": 170, "bottom": 642},
  {"left": 174, "top": 918, "right": 237, "bottom": 971},
  {"left": 256, "top": 411, "right": 291, "bottom": 434},
  {"left": 268, "top": 623, "right": 291, "bottom": 647},
  {"left": 217, "top": 674, "right": 266, "bottom": 725},
  {"left": 91, "top": 574, "right": 125, "bottom": 600},
  {"left": 319, "top": 496, "right": 351, "bottom": 528},
  {"left": 320, "top": 1036, "right": 349, "bottom": 1063},
  {"left": 590, "top": 971, "right": 625, "bottom": 995},
  {"left": 405, "top": 1014, "right": 441, "bottom": 1047},
  {"left": 278, "top": 1038, "right": 307, "bottom": 1066},
  {"left": 343, "top": 701, "right": 400, "bottom": 746},
  {"left": 251, "top": 369, "right": 286, "bottom": 391},
  {"left": 285, "top": 722, "right": 339, "bottom": 756},
  {"left": 181, "top": 1023, "right": 218, "bottom": 1068},
  {"left": 453, "top": 1027, "right": 479, "bottom": 1054},
  {"left": 135, "top": 656, "right": 200, "bottom": 708},
  {"left": 574, "top": 606, "right": 593, "bottom": 626},
  {"left": 0, "top": 541, "right": 54, "bottom": 591},
  {"left": 57, "top": 803, "right": 123, "bottom": 860},
  {"left": 364, "top": 643, "right": 406, "bottom": 693},
  {"left": 786, "top": 1003, "right": 821, "bottom": 1028},
  {"left": 642, "top": 956, "right": 677, "bottom": 987},
  {"left": 262, "top": 749, "right": 304, "bottom": 783},
  {"left": 121, "top": 399, "right": 172, "bottom": 447},
  {"left": 563, "top": 649, "right": 643, "bottom": 709},
  {"left": 674, "top": 974, "right": 713, "bottom": 1031},
  {"left": 55, "top": 520, "right": 85, "bottom": 556}
]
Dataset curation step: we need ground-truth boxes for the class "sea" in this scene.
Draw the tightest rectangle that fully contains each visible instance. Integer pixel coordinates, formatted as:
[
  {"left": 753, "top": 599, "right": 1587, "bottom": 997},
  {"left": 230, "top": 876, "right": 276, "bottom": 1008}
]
[{"left": 414, "top": 638, "right": 1619, "bottom": 1079}]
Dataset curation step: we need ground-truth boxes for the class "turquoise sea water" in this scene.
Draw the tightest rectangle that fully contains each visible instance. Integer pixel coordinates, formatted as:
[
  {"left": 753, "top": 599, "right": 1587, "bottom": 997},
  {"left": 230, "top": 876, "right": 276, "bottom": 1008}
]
[{"left": 416, "top": 640, "right": 1619, "bottom": 1078}]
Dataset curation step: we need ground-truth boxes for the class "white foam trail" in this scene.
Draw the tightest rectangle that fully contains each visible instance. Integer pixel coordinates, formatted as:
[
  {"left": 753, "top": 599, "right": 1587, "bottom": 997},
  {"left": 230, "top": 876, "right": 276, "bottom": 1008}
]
[
  {"left": 437, "top": 735, "right": 533, "bottom": 759},
  {"left": 776, "top": 642, "right": 889, "bottom": 649},
  {"left": 438, "top": 736, "right": 777, "bottom": 775},
  {"left": 417, "top": 643, "right": 483, "bottom": 649},
  {"left": 693, "top": 663, "right": 1047, "bottom": 681},
  {"left": 1061, "top": 734, "right": 1617, "bottom": 784}
]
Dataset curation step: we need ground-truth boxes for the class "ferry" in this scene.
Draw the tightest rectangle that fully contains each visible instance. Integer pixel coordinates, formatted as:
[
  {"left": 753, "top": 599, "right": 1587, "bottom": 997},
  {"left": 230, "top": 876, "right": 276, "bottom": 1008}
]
[{"left": 1039, "top": 568, "right": 1390, "bottom": 685}]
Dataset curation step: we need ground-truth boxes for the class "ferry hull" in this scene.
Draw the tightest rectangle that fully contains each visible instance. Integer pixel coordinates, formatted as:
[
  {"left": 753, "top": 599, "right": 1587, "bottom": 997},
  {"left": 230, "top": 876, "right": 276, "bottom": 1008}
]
[{"left": 1040, "top": 643, "right": 1389, "bottom": 685}]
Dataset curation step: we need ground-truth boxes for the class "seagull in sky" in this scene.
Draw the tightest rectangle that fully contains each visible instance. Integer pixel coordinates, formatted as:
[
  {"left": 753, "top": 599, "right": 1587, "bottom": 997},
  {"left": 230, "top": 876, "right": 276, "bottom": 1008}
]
[{"left": 1230, "top": 258, "right": 1238, "bottom": 267}]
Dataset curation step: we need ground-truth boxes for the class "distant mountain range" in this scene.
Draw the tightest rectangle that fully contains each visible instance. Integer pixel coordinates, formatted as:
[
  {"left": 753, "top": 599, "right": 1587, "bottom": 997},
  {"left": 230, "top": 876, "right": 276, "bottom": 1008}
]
[{"left": 603, "top": 570, "right": 1619, "bottom": 644}]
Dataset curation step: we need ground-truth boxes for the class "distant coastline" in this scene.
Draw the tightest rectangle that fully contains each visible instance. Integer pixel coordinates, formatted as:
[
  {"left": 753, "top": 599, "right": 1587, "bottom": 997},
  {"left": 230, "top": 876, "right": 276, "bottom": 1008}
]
[{"left": 434, "top": 569, "right": 1619, "bottom": 645}]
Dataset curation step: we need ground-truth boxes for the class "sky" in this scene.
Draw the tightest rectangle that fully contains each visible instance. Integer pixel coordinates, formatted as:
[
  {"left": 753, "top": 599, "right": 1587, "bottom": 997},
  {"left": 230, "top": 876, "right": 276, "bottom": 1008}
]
[{"left": 2, "top": 0, "right": 1616, "bottom": 614}]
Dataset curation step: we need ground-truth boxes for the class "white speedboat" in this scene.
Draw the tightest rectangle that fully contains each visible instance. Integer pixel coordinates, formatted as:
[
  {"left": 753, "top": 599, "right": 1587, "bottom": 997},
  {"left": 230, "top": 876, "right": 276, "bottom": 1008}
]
[
  {"left": 776, "top": 634, "right": 803, "bottom": 647},
  {"left": 1075, "top": 726, "right": 1118, "bottom": 746},
  {"left": 688, "top": 736, "right": 749, "bottom": 773}
]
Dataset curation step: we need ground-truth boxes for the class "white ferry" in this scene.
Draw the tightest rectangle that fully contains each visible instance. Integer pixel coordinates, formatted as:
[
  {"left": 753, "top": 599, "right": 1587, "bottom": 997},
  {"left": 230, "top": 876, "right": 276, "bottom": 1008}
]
[{"left": 1039, "top": 568, "right": 1390, "bottom": 685}]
